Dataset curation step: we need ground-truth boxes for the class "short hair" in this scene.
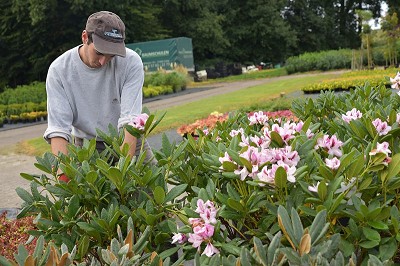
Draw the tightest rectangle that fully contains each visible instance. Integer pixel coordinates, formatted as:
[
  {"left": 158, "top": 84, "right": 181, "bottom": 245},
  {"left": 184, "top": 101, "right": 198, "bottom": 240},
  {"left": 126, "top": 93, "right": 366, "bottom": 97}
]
[{"left": 87, "top": 32, "right": 94, "bottom": 44}]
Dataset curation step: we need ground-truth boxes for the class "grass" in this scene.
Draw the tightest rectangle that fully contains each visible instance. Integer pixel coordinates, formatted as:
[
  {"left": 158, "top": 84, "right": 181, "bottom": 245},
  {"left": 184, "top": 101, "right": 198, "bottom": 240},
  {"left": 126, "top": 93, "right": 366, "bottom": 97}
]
[
  {"left": 150, "top": 73, "right": 340, "bottom": 134},
  {"left": 14, "top": 71, "right": 342, "bottom": 156}
]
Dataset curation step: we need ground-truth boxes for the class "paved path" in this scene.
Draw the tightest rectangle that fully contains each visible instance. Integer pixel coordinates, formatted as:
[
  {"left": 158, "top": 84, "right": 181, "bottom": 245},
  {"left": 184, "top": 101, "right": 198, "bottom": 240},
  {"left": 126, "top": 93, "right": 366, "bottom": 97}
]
[{"left": 0, "top": 72, "right": 343, "bottom": 210}]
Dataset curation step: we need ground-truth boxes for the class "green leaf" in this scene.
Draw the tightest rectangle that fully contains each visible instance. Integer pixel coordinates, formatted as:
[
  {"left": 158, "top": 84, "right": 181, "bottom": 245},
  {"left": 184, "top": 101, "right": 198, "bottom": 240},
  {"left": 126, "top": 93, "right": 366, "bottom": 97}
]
[
  {"left": 317, "top": 181, "right": 327, "bottom": 200},
  {"left": 274, "top": 167, "right": 287, "bottom": 189},
  {"left": 15, "top": 187, "right": 33, "bottom": 204},
  {"left": 68, "top": 195, "right": 80, "bottom": 218},
  {"left": 78, "top": 235, "right": 90, "bottom": 260},
  {"left": 367, "top": 221, "right": 389, "bottom": 230},
  {"left": 382, "top": 153, "right": 400, "bottom": 182},
  {"left": 362, "top": 227, "right": 381, "bottom": 242},
  {"left": 359, "top": 240, "right": 379, "bottom": 248},
  {"left": 164, "top": 184, "right": 187, "bottom": 203},
  {"left": 253, "top": 237, "right": 268, "bottom": 266},
  {"left": 270, "top": 131, "right": 284, "bottom": 147},
  {"left": 227, "top": 198, "right": 245, "bottom": 213},
  {"left": 309, "top": 210, "right": 328, "bottom": 245},
  {"left": 154, "top": 186, "right": 165, "bottom": 205}
]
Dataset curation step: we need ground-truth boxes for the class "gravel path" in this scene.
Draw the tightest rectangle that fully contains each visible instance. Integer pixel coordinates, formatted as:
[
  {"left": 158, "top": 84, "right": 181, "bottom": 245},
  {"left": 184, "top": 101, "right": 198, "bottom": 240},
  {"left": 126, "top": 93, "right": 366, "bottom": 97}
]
[{"left": 0, "top": 71, "right": 344, "bottom": 211}]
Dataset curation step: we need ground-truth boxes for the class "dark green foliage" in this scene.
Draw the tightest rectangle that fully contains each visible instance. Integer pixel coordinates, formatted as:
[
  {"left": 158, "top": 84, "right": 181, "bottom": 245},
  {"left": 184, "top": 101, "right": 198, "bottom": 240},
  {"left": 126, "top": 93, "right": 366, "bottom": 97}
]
[{"left": 285, "top": 49, "right": 353, "bottom": 74}]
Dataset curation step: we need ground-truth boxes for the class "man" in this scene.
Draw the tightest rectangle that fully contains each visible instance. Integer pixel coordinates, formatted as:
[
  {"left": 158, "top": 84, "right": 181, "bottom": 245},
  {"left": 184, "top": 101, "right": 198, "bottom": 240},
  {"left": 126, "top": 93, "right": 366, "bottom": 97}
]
[{"left": 44, "top": 11, "right": 154, "bottom": 168}]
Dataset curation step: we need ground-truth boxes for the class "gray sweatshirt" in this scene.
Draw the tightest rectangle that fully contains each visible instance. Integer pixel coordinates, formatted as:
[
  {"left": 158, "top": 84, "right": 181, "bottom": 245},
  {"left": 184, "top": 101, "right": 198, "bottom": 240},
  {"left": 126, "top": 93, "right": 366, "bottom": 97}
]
[{"left": 44, "top": 45, "right": 144, "bottom": 143}]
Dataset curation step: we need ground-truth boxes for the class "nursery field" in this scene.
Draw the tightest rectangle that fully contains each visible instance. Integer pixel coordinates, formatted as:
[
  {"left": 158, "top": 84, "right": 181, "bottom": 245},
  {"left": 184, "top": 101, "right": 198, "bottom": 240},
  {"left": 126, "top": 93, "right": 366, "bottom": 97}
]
[
  {"left": 3, "top": 69, "right": 400, "bottom": 265},
  {"left": 16, "top": 71, "right": 342, "bottom": 157}
]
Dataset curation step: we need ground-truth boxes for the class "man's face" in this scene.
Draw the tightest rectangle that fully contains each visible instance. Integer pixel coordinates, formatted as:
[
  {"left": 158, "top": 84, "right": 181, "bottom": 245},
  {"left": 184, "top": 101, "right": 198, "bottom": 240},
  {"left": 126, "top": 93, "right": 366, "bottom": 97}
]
[
  {"left": 81, "top": 30, "right": 115, "bottom": 68},
  {"left": 85, "top": 43, "right": 115, "bottom": 68}
]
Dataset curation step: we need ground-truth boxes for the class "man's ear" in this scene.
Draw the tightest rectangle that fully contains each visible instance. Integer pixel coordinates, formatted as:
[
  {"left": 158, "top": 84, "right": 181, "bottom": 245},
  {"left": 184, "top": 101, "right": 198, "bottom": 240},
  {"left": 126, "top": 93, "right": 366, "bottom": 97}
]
[{"left": 82, "top": 30, "right": 88, "bottom": 44}]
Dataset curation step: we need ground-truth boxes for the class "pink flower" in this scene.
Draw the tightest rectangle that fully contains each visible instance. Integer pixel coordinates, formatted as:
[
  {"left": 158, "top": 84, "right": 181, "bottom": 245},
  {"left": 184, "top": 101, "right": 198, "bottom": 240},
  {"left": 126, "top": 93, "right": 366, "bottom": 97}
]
[
  {"left": 390, "top": 72, "right": 400, "bottom": 90},
  {"left": 248, "top": 111, "right": 269, "bottom": 125},
  {"left": 202, "top": 242, "right": 220, "bottom": 257},
  {"left": 129, "top": 113, "right": 149, "bottom": 131},
  {"left": 369, "top": 142, "right": 391, "bottom": 157},
  {"left": 188, "top": 233, "right": 204, "bottom": 248},
  {"left": 342, "top": 108, "right": 362, "bottom": 123},
  {"left": 172, "top": 233, "right": 187, "bottom": 244},
  {"left": 193, "top": 223, "right": 215, "bottom": 239},
  {"left": 315, "top": 135, "right": 343, "bottom": 157},
  {"left": 229, "top": 128, "right": 244, "bottom": 137},
  {"left": 325, "top": 157, "right": 340, "bottom": 170},
  {"left": 195, "top": 199, "right": 218, "bottom": 224},
  {"left": 372, "top": 118, "right": 391, "bottom": 136}
]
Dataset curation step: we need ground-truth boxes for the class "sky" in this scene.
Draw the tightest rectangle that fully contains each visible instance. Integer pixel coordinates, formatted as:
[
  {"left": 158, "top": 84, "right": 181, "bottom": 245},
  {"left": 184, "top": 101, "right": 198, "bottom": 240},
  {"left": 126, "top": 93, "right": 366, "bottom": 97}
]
[{"left": 369, "top": 2, "right": 388, "bottom": 29}]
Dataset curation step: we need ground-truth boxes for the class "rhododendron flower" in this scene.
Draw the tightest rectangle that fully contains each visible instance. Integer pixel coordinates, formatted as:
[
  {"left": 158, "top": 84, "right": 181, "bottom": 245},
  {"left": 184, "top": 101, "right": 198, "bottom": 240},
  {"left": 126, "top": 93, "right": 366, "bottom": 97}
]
[
  {"left": 229, "top": 128, "right": 244, "bottom": 137},
  {"left": 308, "top": 182, "right": 321, "bottom": 192},
  {"left": 129, "top": 113, "right": 149, "bottom": 131},
  {"left": 390, "top": 72, "right": 400, "bottom": 90},
  {"left": 172, "top": 233, "right": 187, "bottom": 244},
  {"left": 315, "top": 134, "right": 343, "bottom": 157},
  {"left": 248, "top": 111, "right": 268, "bottom": 125},
  {"left": 195, "top": 199, "right": 218, "bottom": 224},
  {"left": 265, "top": 122, "right": 296, "bottom": 143},
  {"left": 188, "top": 233, "right": 204, "bottom": 248},
  {"left": 342, "top": 108, "right": 362, "bottom": 123},
  {"left": 369, "top": 142, "right": 391, "bottom": 157},
  {"left": 202, "top": 242, "right": 220, "bottom": 257},
  {"left": 325, "top": 157, "right": 340, "bottom": 170},
  {"left": 257, "top": 161, "right": 296, "bottom": 185},
  {"left": 372, "top": 118, "right": 391, "bottom": 136}
]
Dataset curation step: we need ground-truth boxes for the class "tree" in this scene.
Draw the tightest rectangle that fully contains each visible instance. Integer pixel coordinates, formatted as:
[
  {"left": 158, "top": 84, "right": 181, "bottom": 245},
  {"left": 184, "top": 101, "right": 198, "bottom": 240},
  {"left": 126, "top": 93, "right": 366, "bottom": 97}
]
[
  {"left": 160, "top": 0, "right": 229, "bottom": 65},
  {"left": 381, "top": 12, "right": 400, "bottom": 66},
  {"left": 0, "top": 0, "right": 166, "bottom": 89}
]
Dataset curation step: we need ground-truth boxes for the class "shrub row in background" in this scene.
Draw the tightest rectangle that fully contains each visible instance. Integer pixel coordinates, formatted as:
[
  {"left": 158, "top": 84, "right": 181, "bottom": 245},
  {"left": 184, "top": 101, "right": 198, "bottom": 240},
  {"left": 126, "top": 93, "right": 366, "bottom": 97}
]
[
  {"left": 302, "top": 68, "right": 399, "bottom": 93},
  {"left": 0, "top": 71, "right": 189, "bottom": 126},
  {"left": 285, "top": 49, "right": 353, "bottom": 74}
]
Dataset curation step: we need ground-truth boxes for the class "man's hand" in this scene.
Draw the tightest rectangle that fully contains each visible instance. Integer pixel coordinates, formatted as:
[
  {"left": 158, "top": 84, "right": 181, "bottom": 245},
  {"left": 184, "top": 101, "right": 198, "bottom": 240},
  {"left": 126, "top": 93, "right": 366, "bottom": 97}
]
[{"left": 58, "top": 173, "right": 70, "bottom": 183}]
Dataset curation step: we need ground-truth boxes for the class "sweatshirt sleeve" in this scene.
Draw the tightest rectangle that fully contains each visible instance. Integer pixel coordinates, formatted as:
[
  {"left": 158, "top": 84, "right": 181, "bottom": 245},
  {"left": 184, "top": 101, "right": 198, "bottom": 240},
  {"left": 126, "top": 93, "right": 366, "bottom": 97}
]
[
  {"left": 43, "top": 64, "right": 74, "bottom": 143},
  {"left": 118, "top": 51, "right": 144, "bottom": 129}
]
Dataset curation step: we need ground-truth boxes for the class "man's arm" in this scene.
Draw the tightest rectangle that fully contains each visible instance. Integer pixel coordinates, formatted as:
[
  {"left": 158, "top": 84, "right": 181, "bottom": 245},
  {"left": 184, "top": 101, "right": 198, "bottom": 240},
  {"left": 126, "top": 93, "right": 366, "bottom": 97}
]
[
  {"left": 50, "top": 137, "right": 69, "bottom": 156},
  {"left": 121, "top": 129, "right": 138, "bottom": 158}
]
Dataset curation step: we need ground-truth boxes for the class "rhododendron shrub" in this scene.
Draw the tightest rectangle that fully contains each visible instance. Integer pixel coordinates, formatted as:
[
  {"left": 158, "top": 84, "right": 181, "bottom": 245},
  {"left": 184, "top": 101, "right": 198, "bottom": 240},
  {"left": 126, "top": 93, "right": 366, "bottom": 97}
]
[
  {"left": 15, "top": 76, "right": 400, "bottom": 264},
  {"left": 165, "top": 80, "right": 400, "bottom": 263}
]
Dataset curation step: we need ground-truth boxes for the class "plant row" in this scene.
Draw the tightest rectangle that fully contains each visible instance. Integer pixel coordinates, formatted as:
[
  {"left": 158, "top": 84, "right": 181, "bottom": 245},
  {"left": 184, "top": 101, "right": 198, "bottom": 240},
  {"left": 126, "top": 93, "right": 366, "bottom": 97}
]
[
  {"left": 302, "top": 68, "right": 400, "bottom": 93},
  {"left": 285, "top": 49, "right": 353, "bottom": 74},
  {"left": 0, "top": 71, "right": 189, "bottom": 127},
  {"left": 5, "top": 74, "right": 400, "bottom": 264}
]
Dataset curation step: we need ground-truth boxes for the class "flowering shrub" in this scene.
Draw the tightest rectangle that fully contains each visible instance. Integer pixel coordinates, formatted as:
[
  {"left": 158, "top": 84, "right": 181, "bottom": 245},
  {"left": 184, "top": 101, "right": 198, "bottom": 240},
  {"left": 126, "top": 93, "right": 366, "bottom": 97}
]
[
  {"left": 0, "top": 212, "right": 36, "bottom": 260},
  {"left": 14, "top": 74, "right": 400, "bottom": 264},
  {"left": 177, "top": 110, "right": 296, "bottom": 137}
]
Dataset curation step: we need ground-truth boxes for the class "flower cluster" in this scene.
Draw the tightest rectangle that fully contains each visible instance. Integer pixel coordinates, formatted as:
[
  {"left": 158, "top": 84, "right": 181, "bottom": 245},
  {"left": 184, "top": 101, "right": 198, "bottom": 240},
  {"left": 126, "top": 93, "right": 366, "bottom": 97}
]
[
  {"left": 342, "top": 108, "right": 362, "bottom": 123},
  {"left": 128, "top": 113, "right": 149, "bottom": 131},
  {"left": 390, "top": 71, "right": 400, "bottom": 92},
  {"left": 177, "top": 112, "right": 228, "bottom": 136},
  {"left": 219, "top": 117, "right": 302, "bottom": 186},
  {"left": 172, "top": 199, "right": 219, "bottom": 257}
]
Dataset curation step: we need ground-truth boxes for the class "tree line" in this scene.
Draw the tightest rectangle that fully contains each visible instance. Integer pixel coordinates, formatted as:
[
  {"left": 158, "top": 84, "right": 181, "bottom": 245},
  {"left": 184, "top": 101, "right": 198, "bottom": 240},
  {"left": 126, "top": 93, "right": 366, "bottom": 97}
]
[{"left": 0, "top": 0, "right": 398, "bottom": 90}]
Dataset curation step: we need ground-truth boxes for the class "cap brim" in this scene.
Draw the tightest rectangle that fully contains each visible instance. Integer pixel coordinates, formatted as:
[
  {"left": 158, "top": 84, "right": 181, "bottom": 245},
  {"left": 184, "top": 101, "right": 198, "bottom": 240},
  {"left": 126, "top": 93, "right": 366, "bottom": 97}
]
[{"left": 92, "top": 34, "right": 126, "bottom": 57}]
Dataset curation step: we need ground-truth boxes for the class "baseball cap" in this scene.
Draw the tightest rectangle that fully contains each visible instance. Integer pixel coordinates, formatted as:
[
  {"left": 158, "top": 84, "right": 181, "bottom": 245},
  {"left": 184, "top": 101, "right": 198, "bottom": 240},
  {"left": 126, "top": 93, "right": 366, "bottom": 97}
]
[{"left": 86, "top": 11, "right": 126, "bottom": 57}]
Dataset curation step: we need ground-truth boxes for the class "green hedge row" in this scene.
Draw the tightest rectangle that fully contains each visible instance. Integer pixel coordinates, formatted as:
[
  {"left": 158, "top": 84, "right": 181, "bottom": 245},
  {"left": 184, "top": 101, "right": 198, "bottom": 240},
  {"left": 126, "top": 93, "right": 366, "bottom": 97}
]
[
  {"left": 0, "top": 71, "right": 189, "bottom": 125},
  {"left": 285, "top": 49, "right": 353, "bottom": 74}
]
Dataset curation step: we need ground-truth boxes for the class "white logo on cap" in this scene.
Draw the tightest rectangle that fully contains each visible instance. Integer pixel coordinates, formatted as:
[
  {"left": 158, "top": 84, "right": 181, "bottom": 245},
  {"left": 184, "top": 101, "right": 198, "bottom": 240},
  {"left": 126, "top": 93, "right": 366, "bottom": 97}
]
[{"left": 104, "top": 29, "right": 123, "bottom": 39}]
